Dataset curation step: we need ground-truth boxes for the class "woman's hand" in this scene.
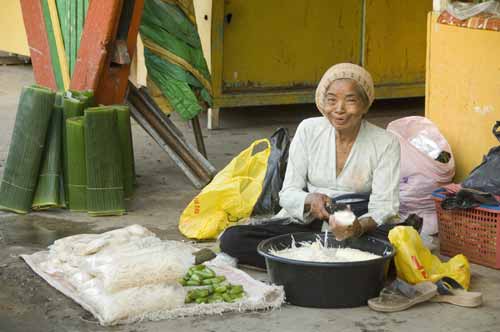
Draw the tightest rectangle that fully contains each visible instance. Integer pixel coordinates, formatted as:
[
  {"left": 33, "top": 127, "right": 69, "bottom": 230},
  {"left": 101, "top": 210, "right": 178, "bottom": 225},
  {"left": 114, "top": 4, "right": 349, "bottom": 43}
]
[
  {"left": 305, "top": 193, "right": 331, "bottom": 220},
  {"left": 329, "top": 214, "right": 362, "bottom": 241},
  {"left": 329, "top": 216, "right": 378, "bottom": 241}
]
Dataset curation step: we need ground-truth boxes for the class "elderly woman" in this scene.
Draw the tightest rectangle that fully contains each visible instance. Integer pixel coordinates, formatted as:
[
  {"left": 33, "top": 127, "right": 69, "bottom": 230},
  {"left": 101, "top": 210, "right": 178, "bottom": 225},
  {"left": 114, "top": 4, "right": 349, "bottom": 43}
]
[{"left": 220, "top": 63, "right": 406, "bottom": 268}]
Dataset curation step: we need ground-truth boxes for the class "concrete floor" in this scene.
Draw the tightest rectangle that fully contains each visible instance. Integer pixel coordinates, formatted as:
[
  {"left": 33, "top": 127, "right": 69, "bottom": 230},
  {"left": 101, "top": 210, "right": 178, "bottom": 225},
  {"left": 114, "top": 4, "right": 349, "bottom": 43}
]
[{"left": 0, "top": 65, "right": 499, "bottom": 332}]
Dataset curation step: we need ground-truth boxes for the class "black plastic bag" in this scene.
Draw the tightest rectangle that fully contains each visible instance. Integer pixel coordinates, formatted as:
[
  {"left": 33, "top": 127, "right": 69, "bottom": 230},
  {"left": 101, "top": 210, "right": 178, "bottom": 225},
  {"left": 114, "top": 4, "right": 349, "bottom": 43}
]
[
  {"left": 252, "top": 128, "right": 291, "bottom": 216},
  {"left": 462, "top": 122, "right": 500, "bottom": 195}
]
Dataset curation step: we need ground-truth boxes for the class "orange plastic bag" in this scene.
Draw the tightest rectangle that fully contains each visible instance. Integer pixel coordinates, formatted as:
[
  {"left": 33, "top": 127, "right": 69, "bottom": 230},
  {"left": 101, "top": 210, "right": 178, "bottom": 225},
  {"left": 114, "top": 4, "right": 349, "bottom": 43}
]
[
  {"left": 179, "top": 139, "right": 271, "bottom": 240},
  {"left": 388, "top": 226, "right": 470, "bottom": 289}
]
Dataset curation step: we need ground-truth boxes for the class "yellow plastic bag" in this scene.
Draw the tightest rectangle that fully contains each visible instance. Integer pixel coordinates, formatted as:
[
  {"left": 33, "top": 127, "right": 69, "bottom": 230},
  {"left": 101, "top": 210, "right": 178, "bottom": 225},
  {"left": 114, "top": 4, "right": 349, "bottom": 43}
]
[
  {"left": 179, "top": 139, "right": 271, "bottom": 240},
  {"left": 388, "top": 226, "right": 470, "bottom": 289}
]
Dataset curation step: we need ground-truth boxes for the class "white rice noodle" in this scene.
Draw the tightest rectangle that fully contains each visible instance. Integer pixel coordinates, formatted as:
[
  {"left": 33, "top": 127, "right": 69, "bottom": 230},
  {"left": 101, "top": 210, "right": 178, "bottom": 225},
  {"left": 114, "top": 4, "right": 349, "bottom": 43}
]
[
  {"left": 82, "top": 241, "right": 195, "bottom": 293},
  {"left": 45, "top": 225, "right": 196, "bottom": 293},
  {"left": 79, "top": 280, "right": 186, "bottom": 324},
  {"left": 48, "top": 225, "right": 156, "bottom": 260},
  {"left": 270, "top": 238, "right": 380, "bottom": 263}
]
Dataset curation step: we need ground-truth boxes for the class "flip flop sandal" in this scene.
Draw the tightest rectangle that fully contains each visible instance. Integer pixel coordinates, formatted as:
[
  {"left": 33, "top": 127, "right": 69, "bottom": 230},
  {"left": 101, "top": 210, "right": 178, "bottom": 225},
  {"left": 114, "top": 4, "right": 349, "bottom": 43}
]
[
  {"left": 431, "top": 277, "right": 483, "bottom": 308},
  {"left": 368, "top": 279, "right": 438, "bottom": 313}
]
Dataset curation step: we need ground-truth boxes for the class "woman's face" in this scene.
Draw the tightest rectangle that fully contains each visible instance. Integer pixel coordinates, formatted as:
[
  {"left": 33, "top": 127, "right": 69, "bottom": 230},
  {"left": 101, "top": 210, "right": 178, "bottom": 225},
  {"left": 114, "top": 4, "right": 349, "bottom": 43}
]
[{"left": 323, "top": 79, "right": 369, "bottom": 132}]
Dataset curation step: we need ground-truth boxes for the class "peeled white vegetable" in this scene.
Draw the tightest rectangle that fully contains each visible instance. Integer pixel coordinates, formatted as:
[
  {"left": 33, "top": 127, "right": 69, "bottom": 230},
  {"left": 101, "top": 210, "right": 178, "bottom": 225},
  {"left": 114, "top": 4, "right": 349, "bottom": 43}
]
[{"left": 333, "top": 210, "right": 356, "bottom": 226}]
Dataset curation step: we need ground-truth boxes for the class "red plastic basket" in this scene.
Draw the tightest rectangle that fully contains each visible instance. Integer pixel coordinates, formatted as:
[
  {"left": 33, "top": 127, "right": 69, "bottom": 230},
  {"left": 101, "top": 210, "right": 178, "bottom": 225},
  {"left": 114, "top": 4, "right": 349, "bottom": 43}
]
[{"left": 432, "top": 189, "right": 500, "bottom": 269}]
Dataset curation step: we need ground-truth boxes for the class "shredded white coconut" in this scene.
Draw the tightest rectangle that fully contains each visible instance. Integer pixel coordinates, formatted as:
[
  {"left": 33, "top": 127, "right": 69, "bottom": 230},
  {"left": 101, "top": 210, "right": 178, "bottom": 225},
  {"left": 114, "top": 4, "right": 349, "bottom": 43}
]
[
  {"left": 333, "top": 210, "right": 356, "bottom": 226},
  {"left": 269, "top": 237, "right": 380, "bottom": 263}
]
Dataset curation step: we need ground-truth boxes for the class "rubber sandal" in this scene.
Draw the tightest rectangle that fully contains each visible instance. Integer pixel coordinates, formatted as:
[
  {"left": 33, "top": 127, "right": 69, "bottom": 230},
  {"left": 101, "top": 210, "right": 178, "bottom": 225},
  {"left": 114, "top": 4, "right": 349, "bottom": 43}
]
[
  {"left": 368, "top": 279, "right": 438, "bottom": 313},
  {"left": 430, "top": 277, "right": 483, "bottom": 308}
]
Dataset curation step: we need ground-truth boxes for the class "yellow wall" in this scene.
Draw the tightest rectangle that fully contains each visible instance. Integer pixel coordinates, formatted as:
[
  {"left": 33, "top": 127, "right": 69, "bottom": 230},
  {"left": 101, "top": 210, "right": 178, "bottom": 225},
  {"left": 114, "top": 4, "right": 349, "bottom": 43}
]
[
  {"left": 221, "top": 0, "right": 362, "bottom": 91},
  {"left": 426, "top": 12, "right": 500, "bottom": 181},
  {"left": 364, "top": 0, "right": 431, "bottom": 85},
  {"left": 0, "top": 0, "right": 29, "bottom": 56},
  {"left": 194, "top": 0, "right": 212, "bottom": 74}
]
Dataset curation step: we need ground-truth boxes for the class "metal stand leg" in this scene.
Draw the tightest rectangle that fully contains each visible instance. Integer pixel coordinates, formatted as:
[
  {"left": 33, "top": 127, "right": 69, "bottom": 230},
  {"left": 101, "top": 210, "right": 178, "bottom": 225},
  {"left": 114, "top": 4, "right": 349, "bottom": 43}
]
[
  {"left": 207, "top": 107, "right": 220, "bottom": 130},
  {"left": 191, "top": 115, "right": 207, "bottom": 158}
]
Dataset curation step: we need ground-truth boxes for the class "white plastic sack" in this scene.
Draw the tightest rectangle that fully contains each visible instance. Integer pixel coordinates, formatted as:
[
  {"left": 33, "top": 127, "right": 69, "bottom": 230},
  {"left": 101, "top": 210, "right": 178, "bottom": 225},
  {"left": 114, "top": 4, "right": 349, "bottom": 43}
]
[
  {"left": 21, "top": 225, "right": 285, "bottom": 326},
  {"left": 48, "top": 227, "right": 196, "bottom": 293},
  {"left": 433, "top": 0, "right": 448, "bottom": 12},
  {"left": 409, "top": 134, "right": 442, "bottom": 160},
  {"left": 387, "top": 116, "right": 455, "bottom": 235},
  {"left": 22, "top": 251, "right": 284, "bottom": 326},
  {"left": 447, "top": 0, "right": 500, "bottom": 20},
  {"left": 79, "top": 280, "right": 186, "bottom": 324},
  {"left": 40, "top": 226, "right": 158, "bottom": 280},
  {"left": 48, "top": 224, "right": 155, "bottom": 260},
  {"left": 83, "top": 241, "right": 195, "bottom": 293}
]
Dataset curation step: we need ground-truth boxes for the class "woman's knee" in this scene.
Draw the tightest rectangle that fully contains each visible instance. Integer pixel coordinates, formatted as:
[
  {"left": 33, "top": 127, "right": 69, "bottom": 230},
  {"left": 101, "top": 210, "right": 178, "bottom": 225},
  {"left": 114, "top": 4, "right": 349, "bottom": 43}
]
[{"left": 219, "top": 226, "right": 245, "bottom": 255}]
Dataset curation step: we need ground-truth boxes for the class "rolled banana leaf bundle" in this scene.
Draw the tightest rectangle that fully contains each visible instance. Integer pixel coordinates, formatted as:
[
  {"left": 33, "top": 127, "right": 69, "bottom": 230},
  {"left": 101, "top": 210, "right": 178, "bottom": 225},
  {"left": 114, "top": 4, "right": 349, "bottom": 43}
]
[
  {"left": 32, "top": 92, "right": 64, "bottom": 210},
  {"left": 68, "top": 89, "right": 94, "bottom": 109},
  {"left": 62, "top": 94, "right": 85, "bottom": 204},
  {"left": 66, "top": 116, "right": 87, "bottom": 211},
  {"left": 0, "top": 85, "right": 55, "bottom": 213},
  {"left": 113, "top": 105, "right": 136, "bottom": 199},
  {"left": 84, "top": 107, "right": 125, "bottom": 216}
]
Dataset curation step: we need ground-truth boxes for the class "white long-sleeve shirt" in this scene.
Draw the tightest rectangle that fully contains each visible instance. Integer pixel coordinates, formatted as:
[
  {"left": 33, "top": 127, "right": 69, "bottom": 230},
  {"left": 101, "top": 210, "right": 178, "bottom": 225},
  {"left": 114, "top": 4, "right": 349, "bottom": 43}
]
[{"left": 277, "top": 117, "right": 400, "bottom": 226}]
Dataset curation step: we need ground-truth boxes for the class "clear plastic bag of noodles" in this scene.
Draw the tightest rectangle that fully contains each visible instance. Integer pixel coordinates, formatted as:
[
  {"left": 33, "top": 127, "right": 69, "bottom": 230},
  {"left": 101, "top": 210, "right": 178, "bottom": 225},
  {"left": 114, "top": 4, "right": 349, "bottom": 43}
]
[{"left": 82, "top": 240, "right": 196, "bottom": 293}]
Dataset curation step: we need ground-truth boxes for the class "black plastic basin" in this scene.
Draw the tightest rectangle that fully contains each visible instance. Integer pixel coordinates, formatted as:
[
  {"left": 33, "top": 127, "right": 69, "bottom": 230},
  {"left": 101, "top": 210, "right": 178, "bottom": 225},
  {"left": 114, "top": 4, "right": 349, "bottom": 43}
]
[{"left": 257, "top": 232, "right": 395, "bottom": 308}]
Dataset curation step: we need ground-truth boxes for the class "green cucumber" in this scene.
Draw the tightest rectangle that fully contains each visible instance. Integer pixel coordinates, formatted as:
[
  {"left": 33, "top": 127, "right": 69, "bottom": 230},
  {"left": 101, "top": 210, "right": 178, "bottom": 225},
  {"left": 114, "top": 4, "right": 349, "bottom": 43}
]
[
  {"left": 214, "top": 285, "right": 228, "bottom": 294},
  {"left": 211, "top": 294, "right": 224, "bottom": 302},
  {"left": 192, "top": 264, "right": 205, "bottom": 271},
  {"left": 214, "top": 276, "right": 226, "bottom": 283},
  {"left": 202, "top": 278, "right": 214, "bottom": 285},
  {"left": 229, "top": 285, "right": 244, "bottom": 295},
  {"left": 232, "top": 292, "right": 244, "bottom": 299},
  {"left": 190, "top": 273, "right": 202, "bottom": 282},
  {"left": 195, "top": 269, "right": 215, "bottom": 279},
  {"left": 195, "top": 297, "right": 208, "bottom": 304},
  {"left": 222, "top": 293, "right": 234, "bottom": 303},
  {"left": 186, "top": 279, "right": 201, "bottom": 286},
  {"left": 195, "top": 289, "right": 210, "bottom": 298}
]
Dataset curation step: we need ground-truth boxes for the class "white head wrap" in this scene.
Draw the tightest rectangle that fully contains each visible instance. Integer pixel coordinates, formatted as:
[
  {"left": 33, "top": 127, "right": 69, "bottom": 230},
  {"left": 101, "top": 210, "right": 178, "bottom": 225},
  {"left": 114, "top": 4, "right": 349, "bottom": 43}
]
[{"left": 315, "top": 63, "right": 375, "bottom": 114}]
